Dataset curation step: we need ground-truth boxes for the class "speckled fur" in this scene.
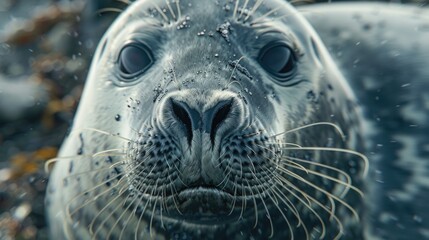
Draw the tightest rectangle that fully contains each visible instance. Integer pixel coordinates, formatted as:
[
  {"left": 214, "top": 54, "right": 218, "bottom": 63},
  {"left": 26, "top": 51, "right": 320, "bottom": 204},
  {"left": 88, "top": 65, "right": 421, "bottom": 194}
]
[{"left": 45, "top": 1, "right": 428, "bottom": 240}]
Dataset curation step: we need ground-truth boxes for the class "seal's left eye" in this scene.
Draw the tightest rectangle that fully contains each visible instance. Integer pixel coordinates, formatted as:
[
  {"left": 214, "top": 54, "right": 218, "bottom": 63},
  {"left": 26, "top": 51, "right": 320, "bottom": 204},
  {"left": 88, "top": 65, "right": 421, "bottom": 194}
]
[
  {"left": 119, "top": 44, "right": 153, "bottom": 78},
  {"left": 259, "top": 43, "right": 296, "bottom": 81}
]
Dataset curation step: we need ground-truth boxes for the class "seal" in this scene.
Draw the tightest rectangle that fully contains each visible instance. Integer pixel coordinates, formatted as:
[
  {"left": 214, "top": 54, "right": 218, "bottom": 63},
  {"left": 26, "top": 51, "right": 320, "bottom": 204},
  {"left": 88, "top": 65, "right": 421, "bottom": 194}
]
[
  {"left": 45, "top": 0, "right": 367, "bottom": 239},
  {"left": 45, "top": 1, "right": 429, "bottom": 239}
]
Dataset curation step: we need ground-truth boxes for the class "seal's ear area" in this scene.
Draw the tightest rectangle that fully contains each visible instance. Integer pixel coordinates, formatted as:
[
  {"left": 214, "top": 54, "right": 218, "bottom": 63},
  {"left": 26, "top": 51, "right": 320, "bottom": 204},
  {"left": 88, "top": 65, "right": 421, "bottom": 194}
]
[
  {"left": 118, "top": 42, "right": 154, "bottom": 80},
  {"left": 258, "top": 42, "right": 297, "bottom": 82}
]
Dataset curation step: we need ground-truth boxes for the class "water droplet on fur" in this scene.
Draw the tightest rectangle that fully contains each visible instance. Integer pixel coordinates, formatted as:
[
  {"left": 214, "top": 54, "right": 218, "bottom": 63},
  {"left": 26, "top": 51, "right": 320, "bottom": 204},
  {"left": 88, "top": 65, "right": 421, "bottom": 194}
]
[{"left": 223, "top": 4, "right": 231, "bottom": 11}]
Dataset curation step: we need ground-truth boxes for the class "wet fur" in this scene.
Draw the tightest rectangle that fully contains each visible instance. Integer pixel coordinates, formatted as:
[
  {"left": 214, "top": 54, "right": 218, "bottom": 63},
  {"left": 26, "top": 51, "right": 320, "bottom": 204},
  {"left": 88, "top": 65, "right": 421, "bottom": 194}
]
[{"left": 45, "top": 1, "right": 428, "bottom": 240}]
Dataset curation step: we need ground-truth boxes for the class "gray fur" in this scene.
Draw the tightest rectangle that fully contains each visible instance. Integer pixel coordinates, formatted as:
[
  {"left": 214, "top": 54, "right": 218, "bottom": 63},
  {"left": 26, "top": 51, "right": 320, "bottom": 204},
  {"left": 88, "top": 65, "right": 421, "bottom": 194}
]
[
  {"left": 300, "top": 3, "right": 429, "bottom": 239},
  {"left": 45, "top": 1, "right": 428, "bottom": 240}
]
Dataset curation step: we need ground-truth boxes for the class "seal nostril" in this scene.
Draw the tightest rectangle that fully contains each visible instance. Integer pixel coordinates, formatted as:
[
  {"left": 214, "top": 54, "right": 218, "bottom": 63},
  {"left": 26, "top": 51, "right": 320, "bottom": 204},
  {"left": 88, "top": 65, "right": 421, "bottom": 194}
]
[
  {"left": 169, "top": 98, "right": 234, "bottom": 146},
  {"left": 210, "top": 100, "right": 233, "bottom": 145},
  {"left": 171, "top": 100, "right": 193, "bottom": 145}
]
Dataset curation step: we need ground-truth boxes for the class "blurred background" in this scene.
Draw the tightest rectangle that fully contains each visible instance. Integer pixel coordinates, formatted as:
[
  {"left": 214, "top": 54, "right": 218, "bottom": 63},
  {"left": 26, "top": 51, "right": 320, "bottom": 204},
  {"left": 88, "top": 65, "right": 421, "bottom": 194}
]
[{"left": 0, "top": 0, "right": 427, "bottom": 239}]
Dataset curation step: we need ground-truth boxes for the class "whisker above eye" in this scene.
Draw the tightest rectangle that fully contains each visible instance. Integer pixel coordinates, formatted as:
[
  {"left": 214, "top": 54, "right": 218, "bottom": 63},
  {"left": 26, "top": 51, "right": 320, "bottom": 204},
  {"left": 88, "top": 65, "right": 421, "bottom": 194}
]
[
  {"left": 250, "top": 6, "right": 282, "bottom": 25},
  {"left": 244, "top": 0, "right": 265, "bottom": 21},
  {"left": 165, "top": 0, "right": 177, "bottom": 20},
  {"left": 233, "top": 0, "right": 240, "bottom": 20},
  {"left": 151, "top": 2, "right": 169, "bottom": 23},
  {"left": 238, "top": 0, "right": 250, "bottom": 20}
]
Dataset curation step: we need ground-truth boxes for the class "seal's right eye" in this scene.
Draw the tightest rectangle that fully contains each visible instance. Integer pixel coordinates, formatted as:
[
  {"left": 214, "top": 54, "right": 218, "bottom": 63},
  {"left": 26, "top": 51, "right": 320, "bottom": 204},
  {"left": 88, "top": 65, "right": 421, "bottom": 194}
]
[
  {"left": 258, "top": 42, "right": 297, "bottom": 83},
  {"left": 118, "top": 44, "right": 153, "bottom": 78}
]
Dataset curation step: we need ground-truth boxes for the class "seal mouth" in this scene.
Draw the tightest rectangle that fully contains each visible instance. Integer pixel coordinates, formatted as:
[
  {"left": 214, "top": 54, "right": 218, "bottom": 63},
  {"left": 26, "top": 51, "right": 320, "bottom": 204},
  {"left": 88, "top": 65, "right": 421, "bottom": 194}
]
[{"left": 159, "top": 186, "right": 245, "bottom": 224}]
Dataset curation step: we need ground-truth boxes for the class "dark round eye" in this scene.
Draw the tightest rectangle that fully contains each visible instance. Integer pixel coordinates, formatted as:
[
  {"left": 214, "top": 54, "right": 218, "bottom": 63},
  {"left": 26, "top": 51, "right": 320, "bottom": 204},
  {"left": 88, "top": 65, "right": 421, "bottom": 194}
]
[
  {"left": 118, "top": 43, "right": 153, "bottom": 78},
  {"left": 259, "top": 43, "right": 296, "bottom": 80}
]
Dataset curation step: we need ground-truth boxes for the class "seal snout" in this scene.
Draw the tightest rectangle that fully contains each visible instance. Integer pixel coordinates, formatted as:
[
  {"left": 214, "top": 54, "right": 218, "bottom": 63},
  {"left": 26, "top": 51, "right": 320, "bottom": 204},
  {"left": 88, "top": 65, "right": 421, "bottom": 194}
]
[
  {"left": 169, "top": 98, "right": 233, "bottom": 145},
  {"left": 157, "top": 91, "right": 246, "bottom": 148}
]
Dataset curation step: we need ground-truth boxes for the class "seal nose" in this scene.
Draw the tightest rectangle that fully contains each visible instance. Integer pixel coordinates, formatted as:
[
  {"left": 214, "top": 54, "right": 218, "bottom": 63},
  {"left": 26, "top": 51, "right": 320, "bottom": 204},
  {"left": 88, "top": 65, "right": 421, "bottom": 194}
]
[{"left": 169, "top": 98, "right": 233, "bottom": 145}]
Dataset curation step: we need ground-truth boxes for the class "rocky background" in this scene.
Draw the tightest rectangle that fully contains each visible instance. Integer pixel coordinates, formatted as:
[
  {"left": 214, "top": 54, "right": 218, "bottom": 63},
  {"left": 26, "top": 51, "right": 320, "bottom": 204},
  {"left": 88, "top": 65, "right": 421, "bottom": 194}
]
[
  {"left": 0, "top": 1, "right": 119, "bottom": 238},
  {"left": 0, "top": 0, "right": 427, "bottom": 239}
]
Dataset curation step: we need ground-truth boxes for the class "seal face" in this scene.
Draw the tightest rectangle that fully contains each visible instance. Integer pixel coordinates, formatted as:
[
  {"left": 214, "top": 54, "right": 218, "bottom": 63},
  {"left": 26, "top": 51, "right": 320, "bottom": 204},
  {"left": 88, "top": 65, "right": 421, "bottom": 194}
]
[{"left": 46, "top": 0, "right": 367, "bottom": 239}]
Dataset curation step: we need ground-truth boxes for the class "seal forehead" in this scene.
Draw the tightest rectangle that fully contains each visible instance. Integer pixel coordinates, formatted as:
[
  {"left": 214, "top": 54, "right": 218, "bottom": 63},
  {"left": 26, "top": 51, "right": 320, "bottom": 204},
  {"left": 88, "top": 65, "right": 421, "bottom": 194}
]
[{"left": 113, "top": 0, "right": 309, "bottom": 33}]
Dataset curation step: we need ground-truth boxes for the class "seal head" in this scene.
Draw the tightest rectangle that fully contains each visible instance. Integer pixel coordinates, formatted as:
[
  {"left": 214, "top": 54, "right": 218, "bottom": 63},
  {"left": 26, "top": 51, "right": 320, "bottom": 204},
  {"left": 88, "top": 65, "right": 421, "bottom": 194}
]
[{"left": 46, "top": 0, "right": 367, "bottom": 239}]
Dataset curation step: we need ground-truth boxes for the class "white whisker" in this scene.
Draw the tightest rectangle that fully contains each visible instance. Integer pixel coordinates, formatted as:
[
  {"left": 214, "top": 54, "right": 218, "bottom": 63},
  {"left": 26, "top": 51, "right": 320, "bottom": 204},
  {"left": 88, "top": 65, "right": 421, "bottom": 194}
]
[
  {"left": 280, "top": 147, "right": 369, "bottom": 177},
  {"left": 176, "top": 0, "right": 181, "bottom": 19},
  {"left": 233, "top": 0, "right": 240, "bottom": 19},
  {"left": 250, "top": 6, "right": 281, "bottom": 25},
  {"left": 269, "top": 122, "right": 345, "bottom": 141},
  {"left": 238, "top": 0, "right": 250, "bottom": 19},
  {"left": 152, "top": 2, "right": 170, "bottom": 23},
  {"left": 166, "top": 0, "right": 176, "bottom": 20},
  {"left": 226, "top": 56, "right": 246, "bottom": 89},
  {"left": 96, "top": 8, "right": 123, "bottom": 15},
  {"left": 244, "top": 0, "right": 264, "bottom": 21},
  {"left": 284, "top": 156, "right": 358, "bottom": 198}
]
